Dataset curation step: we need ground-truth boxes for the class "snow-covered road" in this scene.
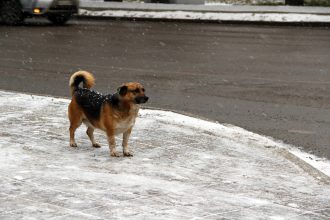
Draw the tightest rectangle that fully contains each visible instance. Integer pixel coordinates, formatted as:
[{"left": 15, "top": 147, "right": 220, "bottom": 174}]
[{"left": 0, "top": 91, "right": 329, "bottom": 219}]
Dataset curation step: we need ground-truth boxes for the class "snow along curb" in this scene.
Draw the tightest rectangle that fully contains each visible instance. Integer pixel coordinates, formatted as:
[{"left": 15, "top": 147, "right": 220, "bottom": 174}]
[
  {"left": 79, "top": 2, "right": 330, "bottom": 23},
  {"left": 79, "top": 9, "right": 330, "bottom": 22}
]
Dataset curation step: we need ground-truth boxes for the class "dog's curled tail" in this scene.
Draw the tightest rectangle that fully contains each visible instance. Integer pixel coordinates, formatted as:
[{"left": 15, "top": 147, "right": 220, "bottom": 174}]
[{"left": 69, "top": 71, "right": 95, "bottom": 96}]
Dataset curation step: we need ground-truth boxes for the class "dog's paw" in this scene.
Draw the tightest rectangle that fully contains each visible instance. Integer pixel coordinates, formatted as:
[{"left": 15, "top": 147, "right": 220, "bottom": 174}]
[
  {"left": 70, "top": 143, "right": 78, "bottom": 148},
  {"left": 110, "top": 151, "right": 120, "bottom": 157},
  {"left": 123, "top": 151, "right": 133, "bottom": 157},
  {"left": 92, "top": 143, "right": 101, "bottom": 148}
]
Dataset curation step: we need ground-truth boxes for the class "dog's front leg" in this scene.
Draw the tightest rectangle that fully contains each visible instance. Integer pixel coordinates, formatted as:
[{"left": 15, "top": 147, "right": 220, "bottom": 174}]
[
  {"left": 122, "top": 127, "right": 133, "bottom": 157},
  {"left": 107, "top": 131, "right": 119, "bottom": 157}
]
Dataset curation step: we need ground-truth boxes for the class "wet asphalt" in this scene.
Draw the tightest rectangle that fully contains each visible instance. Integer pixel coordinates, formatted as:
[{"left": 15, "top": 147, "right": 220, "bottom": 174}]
[{"left": 0, "top": 18, "right": 329, "bottom": 159}]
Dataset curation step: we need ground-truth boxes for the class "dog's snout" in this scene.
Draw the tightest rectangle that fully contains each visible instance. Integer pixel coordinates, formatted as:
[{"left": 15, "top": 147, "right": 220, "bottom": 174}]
[{"left": 135, "top": 96, "right": 149, "bottom": 104}]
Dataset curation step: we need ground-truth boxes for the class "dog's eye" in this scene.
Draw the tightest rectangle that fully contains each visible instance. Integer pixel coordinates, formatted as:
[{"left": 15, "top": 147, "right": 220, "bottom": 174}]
[
  {"left": 129, "top": 89, "right": 139, "bottom": 94},
  {"left": 142, "top": 88, "right": 145, "bottom": 92}
]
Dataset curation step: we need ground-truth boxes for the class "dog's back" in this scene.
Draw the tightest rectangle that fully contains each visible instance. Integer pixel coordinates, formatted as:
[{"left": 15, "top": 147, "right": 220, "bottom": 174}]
[{"left": 69, "top": 71, "right": 118, "bottom": 121}]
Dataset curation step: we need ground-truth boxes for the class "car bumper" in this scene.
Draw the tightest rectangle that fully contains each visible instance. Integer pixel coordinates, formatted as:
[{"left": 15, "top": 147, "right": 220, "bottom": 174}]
[{"left": 24, "top": 0, "right": 79, "bottom": 16}]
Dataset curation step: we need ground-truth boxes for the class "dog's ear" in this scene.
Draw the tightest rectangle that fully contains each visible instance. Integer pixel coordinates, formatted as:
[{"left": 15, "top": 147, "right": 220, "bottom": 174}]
[{"left": 117, "top": 85, "right": 128, "bottom": 96}]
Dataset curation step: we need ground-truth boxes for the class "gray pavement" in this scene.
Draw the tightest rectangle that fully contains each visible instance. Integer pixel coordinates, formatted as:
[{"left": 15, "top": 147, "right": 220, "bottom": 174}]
[{"left": 0, "top": 91, "right": 329, "bottom": 219}]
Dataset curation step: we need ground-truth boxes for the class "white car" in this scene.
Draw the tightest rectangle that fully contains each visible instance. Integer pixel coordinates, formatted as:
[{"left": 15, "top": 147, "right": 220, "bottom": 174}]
[{"left": 0, "top": 0, "right": 79, "bottom": 25}]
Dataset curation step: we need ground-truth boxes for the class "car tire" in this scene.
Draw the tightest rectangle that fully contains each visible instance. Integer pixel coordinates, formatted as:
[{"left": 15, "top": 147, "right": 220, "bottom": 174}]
[
  {"left": 0, "top": 0, "right": 24, "bottom": 25},
  {"left": 47, "top": 14, "right": 72, "bottom": 25},
  {"left": 285, "top": 0, "right": 304, "bottom": 5}
]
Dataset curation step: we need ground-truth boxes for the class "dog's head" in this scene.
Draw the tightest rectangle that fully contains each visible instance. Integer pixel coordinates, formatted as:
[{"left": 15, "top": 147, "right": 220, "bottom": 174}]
[{"left": 117, "top": 82, "right": 149, "bottom": 104}]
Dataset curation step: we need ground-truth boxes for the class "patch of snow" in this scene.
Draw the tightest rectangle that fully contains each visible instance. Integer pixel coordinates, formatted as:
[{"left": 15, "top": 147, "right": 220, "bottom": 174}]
[{"left": 79, "top": 9, "right": 330, "bottom": 22}]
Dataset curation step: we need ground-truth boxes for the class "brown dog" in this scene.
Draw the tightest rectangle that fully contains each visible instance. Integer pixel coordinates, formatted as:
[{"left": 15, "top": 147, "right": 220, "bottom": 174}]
[{"left": 68, "top": 71, "right": 149, "bottom": 157}]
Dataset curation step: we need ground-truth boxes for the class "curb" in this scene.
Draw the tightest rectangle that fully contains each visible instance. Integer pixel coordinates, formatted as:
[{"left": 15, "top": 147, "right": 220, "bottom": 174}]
[
  {"left": 79, "top": 2, "right": 330, "bottom": 23},
  {"left": 81, "top": 2, "right": 330, "bottom": 14},
  {"left": 76, "top": 14, "right": 330, "bottom": 26},
  {"left": 275, "top": 148, "right": 330, "bottom": 184}
]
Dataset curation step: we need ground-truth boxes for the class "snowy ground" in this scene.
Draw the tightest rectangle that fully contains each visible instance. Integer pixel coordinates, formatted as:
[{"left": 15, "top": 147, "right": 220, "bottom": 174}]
[{"left": 0, "top": 91, "right": 330, "bottom": 219}]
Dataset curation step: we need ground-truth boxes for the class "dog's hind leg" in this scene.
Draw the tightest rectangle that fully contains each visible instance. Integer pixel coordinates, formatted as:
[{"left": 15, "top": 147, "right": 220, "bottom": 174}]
[
  {"left": 69, "top": 123, "right": 80, "bottom": 147},
  {"left": 86, "top": 127, "right": 101, "bottom": 148},
  {"left": 68, "top": 100, "right": 82, "bottom": 147}
]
